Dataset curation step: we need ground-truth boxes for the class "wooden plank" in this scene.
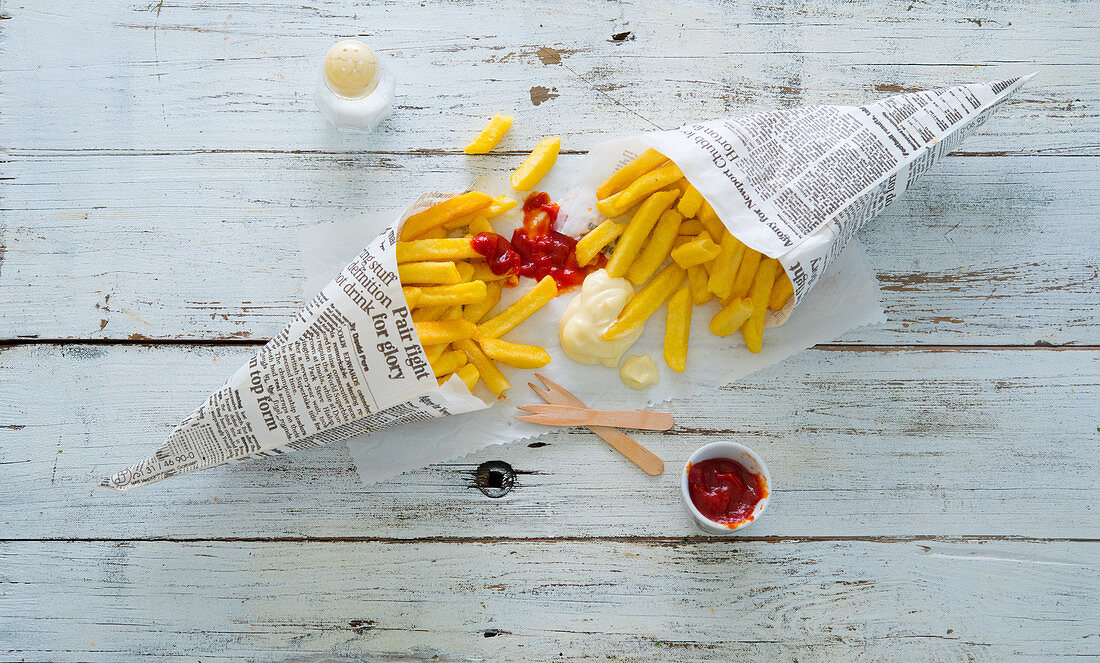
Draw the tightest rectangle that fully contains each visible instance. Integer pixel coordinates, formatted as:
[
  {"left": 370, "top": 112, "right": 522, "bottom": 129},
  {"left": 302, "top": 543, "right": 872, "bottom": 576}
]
[
  {"left": 2, "top": 539, "right": 1096, "bottom": 661},
  {"left": 2, "top": 152, "right": 1096, "bottom": 343},
  {"left": 1, "top": 344, "right": 1095, "bottom": 540},
  {"left": 0, "top": 0, "right": 1094, "bottom": 155}
]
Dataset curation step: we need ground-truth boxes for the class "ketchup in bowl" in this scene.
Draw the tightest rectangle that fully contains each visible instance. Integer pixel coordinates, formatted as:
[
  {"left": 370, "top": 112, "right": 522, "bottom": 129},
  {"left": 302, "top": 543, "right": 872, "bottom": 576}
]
[{"left": 687, "top": 457, "right": 769, "bottom": 527}]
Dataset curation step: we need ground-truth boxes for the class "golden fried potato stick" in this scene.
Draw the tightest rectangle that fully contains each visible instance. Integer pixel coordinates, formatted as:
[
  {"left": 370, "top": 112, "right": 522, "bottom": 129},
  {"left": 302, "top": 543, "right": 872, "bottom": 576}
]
[
  {"left": 602, "top": 263, "right": 686, "bottom": 341},
  {"left": 463, "top": 280, "right": 503, "bottom": 323},
  {"left": 470, "top": 262, "right": 512, "bottom": 282},
  {"left": 768, "top": 270, "right": 794, "bottom": 310},
  {"left": 511, "top": 136, "right": 561, "bottom": 191},
  {"left": 677, "top": 219, "right": 704, "bottom": 236},
  {"left": 467, "top": 215, "right": 494, "bottom": 236},
  {"left": 423, "top": 343, "right": 448, "bottom": 365},
  {"left": 411, "top": 305, "right": 448, "bottom": 323},
  {"left": 420, "top": 226, "right": 448, "bottom": 239},
  {"left": 664, "top": 285, "right": 692, "bottom": 373},
  {"left": 604, "top": 189, "right": 679, "bottom": 278},
  {"left": 464, "top": 113, "right": 514, "bottom": 154},
  {"left": 404, "top": 281, "right": 487, "bottom": 308},
  {"left": 727, "top": 248, "right": 762, "bottom": 301},
  {"left": 596, "top": 162, "right": 684, "bottom": 218},
  {"left": 478, "top": 275, "right": 558, "bottom": 338},
  {"left": 670, "top": 232, "right": 720, "bottom": 269},
  {"left": 742, "top": 258, "right": 779, "bottom": 353},
  {"left": 706, "top": 233, "right": 747, "bottom": 299},
  {"left": 430, "top": 349, "right": 468, "bottom": 377},
  {"left": 475, "top": 335, "right": 552, "bottom": 369},
  {"left": 575, "top": 219, "right": 624, "bottom": 267},
  {"left": 397, "top": 238, "right": 482, "bottom": 263},
  {"left": 455, "top": 261, "right": 476, "bottom": 282},
  {"left": 676, "top": 183, "right": 704, "bottom": 219},
  {"left": 455, "top": 338, "right": 510, "bottom": 396},
  {"left": 398, "top": 261, "right": 462, "bottom": 285},
  {"left": 709, "top": 298, "right": 753, "bottom": 337},
  {"left": 686, "top": 264, "right": 713, "bottom": 306},
  {"left": 446, "top": 194, "right": 519, "bottom": 229},
  {"left": 441, "top": 305, "right": 465, "bottom": 320},
  {"left": 697, "top": 201, "right": 727, "bottom": 244},
  {"left": 414, "top": 319, "right": 478, "bottom": 346},
  {"left": 596, "top": 148, "right": 669, "bottom": 200},
  {"left": 401, "top": 191, "right": 494, "bottom": 241},
  {"left": 626, "top": 209, "right": 683, "bottom": 286},
  {"left": 453, "top": 363, "right": 480, "bottom": 392}
]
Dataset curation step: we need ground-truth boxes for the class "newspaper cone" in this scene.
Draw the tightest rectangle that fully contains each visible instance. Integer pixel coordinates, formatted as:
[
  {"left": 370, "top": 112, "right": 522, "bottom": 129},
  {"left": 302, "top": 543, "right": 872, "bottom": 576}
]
[{"left": 106, "top": 75, "right": 1033, "bottom": 489}]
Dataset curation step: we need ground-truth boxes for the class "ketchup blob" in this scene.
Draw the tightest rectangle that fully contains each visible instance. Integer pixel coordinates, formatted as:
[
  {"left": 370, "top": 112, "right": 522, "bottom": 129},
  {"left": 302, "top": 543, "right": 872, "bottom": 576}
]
[
  {"left": 470, "top": 192, "right": 604, "bottom": 290},
  {"left": 687, "top": 458, "right": 768, "bottom": 526}
]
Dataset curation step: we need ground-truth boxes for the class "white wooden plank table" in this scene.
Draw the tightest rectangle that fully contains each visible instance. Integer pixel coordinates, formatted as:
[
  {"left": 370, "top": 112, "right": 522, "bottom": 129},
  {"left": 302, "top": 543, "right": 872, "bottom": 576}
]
[{"left": 1, "top": 1, "right": 1098, "bottom": 660}]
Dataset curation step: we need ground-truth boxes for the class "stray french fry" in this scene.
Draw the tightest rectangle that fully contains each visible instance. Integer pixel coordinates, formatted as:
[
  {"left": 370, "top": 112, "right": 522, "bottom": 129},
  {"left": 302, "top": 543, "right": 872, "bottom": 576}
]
[
  {"left": 603, "top": 263, "right": 686, "bottom": 340},
  {"left": 397, "top": 238, "right": 481, "bottom": 263},
  {"left": 686, "top": 264, "right": 713, "bottom": 305},
  {"left": 453, "top": 363, "right": 480, "bottom": 392},
  {"left": 465, "top": 113, "right": 514, "bottom": 154},
  {"left": 401, "top": 191, "right": 494, "bottom": 241},
  {"left": 431, "top": 349, "right": 468, "bottom": 377},
  {"left": 415, "top": 319, "right": 478, "bottom": 346},
  {"left": 664, "top": 285, "right": 692, "bottom": 372},
  {"left": 597, "top": 162, "right": 684, "bottom": 218},
  {"left": 398, "top": 261, "right": 461, "bottom": 285},
  {"left": 670, "top": 232, "right": 720, "bottom": 269},
  {"left": 677, "top": 184, "right": 704, "bottom": 218},
  {"left": 411, "top": 305, "right": 448, "bottom": 322},
  {"left": 626, "top": 209, "right": 683, "bottom": 286},
  {"left": 605, "top": 189, "right": 679, "bottom": 278},
  {"left": 455, "top": 338, "right": 510, "bottom": 396},
  {"left": 446, "top": 195, "right": 519, "bottom": 229},
  {"left": 727, "top": 248, "right": 762, "bottom": 301},
  {"left": 478, "top": 275, "right": 558, "bottom": 338},
  {"left": 463, "top": 280, "right": 503, "bottom": 323},
  {"left": 706, "top": 233, "right": 746, "bottom": 299},
  {"left": 697, "top": 201, "right": 726, "bottom": 244},
  {"left": 475, "top": 336, "right": 551, "bottom": 369},
  {"left": 677, "top": 219, "right": 704, "bottom": 236},
  {"left": 768, "top": 270, "right": 794, "bottom": 310},
  {"left": 404, "top": 281, "right": 487, "bottom": 308},
  {"left": 742, "top": 258, "right": 779, "bottom": 353},
  {"left": 511, "top": 137, "right": 561, "bottom": 191},
  {"left": 575, "top": 219, "right": 624, "bottom": 267},
  {"left": 597, "top": 149, "right": 669, "bottom": 200},
  {"left": 709, "top": 297, "right": 753, "bottom": 337}
]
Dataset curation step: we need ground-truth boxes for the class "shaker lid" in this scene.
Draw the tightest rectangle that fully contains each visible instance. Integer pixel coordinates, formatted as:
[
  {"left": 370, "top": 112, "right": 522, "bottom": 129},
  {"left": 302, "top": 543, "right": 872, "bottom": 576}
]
[{"left": 323, "top": 40, "right": 379, "bottom": 98}]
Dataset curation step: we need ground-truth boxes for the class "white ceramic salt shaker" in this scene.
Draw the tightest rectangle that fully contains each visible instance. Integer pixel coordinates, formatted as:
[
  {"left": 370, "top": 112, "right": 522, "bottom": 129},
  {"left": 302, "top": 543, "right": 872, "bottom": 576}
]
[{"left": 315, "top": 39, "right": 396, "bottom": 132}]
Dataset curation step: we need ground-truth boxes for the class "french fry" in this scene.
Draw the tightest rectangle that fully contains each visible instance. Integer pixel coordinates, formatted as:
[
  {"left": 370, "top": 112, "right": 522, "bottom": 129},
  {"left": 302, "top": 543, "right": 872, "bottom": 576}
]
[
  {"left": 709, "top": 298, "right": 753, "bottom": 337},
  {"left": 596, "top": 162, "right": 684, "bottom": 218},
  {"left": 470, "top": 262, "right": 511, "bottom": 282},
  {"left": 464, "top": 113, "right": 514, "bottom": 154},
  {"left": 768, "top": 270, "right": 794, "bottom": 310},
  {"left": 423, "top": 343, "right": 448, "bottom": 365},
  {"left": 478, "top": 275, "right": 558, "bottom": 338},
  {"left": 467, "top": 215, "right": 494, "bottom": 236},
  {"left": 420, "top": 226, "right": 448, "bottom": 239},
  {"left": 664, "top": 285, "right": 692, "bottom": 372},
  {"left": 430, "top": 349, "right": 468, "bottom": 377},
  {"left": 605, "top": 189, "right": 679, "bottom": 278},
  {"left": 670, "top": 232, "right": 720, "bottom": 269},
  {"left": 401, "top": 191, "right": 494, "bottom": 241},
  {"left": 415, "top": 319, "right": 478, "bottom": 346},
  {"left": 677, "top": 219, "right": 704, "bottom": 236},
  {"left": 398, "top": 261, "right": 461, "bottom": 285},
  {"left": 602, "top": 263, "right": 686, "bottom": 340},
  {"left": 411, "top": 305, "right": 448, "bottom": 322},
  {"left": 397, "top": 238, "right": 481, "bottom": 263},
  {"left": 706, "top": 233, "right": 746, "bottom": 299},
  {"left": 455, "top": 261, "right": 476, "bottom": 282},
  {"left": 686, "top": 264, "right": 713, "bottom": 306},
  {"left": 442, "top": 305, "right": 465, "bottom": 320},
  {"left": 676, "top": 183, "right": 704, "bottom": 219},
  {"left": 727, "top": 248, "right": 762, "bottom": 301},
  {"left": 404, "top": 281, "right": 487, "bottom": 308},
  {"left": 455, "top": 338, "right": 510, "bottom": 396},
  {"left": 626, "top": 209, "right": 683, "bottom": 286},
  {"left": 475, "top": 336, "right": 551, "bottom": 369},
  {"left": 511, "top": 136, "right": 561, "bottom": 191},
  {"left": 575, "top": 219, "right": 624, "bottom": 267},
  {"left": 742, "top": 258, "right": 779, "bottom": 353},
  {"left": 597, "top": 149, "right": 669, "bottom": 200},
  {"left": 446, "top": 194, "right": 518, "bottom": 229},
  {"left": 453, "top": 363, "right": 480, "bottom": 392},
  {"left": 463, "top": 280, "right": 503, "bottom": 323},
  {"left": 697, "top": 201, "right": 726, "bottom": 244}
]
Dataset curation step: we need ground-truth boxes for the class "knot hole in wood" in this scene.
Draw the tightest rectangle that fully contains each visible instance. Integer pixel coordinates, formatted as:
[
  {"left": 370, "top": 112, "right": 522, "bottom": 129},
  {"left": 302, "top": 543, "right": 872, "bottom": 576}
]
[{"left": 474, "top": 461, "right": 515, "bottom": 498}]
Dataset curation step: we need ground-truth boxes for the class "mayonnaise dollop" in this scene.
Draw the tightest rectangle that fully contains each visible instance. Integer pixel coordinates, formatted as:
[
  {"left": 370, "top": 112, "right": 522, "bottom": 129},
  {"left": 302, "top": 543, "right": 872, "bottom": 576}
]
[
  {"left": 619, "top": 354, "right": 659, "bottom": 390},
  {"left": 558, "top": 269, "right": 643, "bottom": 367}
]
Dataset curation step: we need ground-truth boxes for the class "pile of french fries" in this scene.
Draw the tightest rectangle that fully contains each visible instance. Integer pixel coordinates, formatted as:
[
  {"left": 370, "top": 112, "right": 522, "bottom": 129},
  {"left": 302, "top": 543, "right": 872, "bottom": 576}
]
[{"left": 578, "top": 148, "right": 795, "bottom": 372}]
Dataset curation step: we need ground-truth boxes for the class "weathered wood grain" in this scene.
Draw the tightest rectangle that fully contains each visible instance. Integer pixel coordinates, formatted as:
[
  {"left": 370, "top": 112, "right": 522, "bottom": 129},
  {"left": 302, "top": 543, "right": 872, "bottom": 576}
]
[
  {"left": 0, "top": 1, "right": 1093, "bottom": 154},
  {"left": 1, "top": 344, "right": 1095, "bottom": 540},
  {"left": 2, "top": 538, "right": 1096, "bottom": 661},
  {"left": 2, "top": 152, "right": 1096, "bottom": 343}
]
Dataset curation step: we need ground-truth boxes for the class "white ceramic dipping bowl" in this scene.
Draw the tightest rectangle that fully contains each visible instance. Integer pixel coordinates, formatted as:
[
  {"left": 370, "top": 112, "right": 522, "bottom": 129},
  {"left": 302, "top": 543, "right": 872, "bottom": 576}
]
[{"left": 681, "top": 441, "right": 771, "bottom": 535}]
